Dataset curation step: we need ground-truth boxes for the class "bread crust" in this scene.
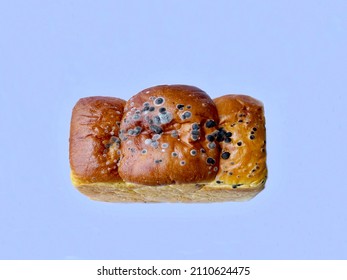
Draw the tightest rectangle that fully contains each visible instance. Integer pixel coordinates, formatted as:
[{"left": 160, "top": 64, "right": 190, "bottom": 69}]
[
  {"left": 69, "top": 96, "right": 126, "bottom": 184},
  {"left": 118, "top": 85, "right": 220, "bottom": 185},
  {"left": 69, "top": 86, "right": 267, "bottom": 202},
  {"left": 213, "top": 95, "right": 267, "bottom": 187}
]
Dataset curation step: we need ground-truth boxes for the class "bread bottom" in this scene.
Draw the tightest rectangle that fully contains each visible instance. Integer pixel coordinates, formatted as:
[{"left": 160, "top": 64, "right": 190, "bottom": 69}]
[{"left": 72, "top": 177, "right": 265, "bottom": 203}]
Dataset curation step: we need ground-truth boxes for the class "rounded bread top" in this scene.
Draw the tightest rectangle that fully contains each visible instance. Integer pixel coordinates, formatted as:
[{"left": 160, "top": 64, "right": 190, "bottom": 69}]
[{"left": 118, "top": 85, "right": 221, "bottom": 185}]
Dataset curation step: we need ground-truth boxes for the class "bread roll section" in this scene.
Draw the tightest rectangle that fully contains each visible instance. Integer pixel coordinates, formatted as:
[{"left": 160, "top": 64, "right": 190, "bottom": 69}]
[
  {"left": 118, "top": 85, "right": 220, "bottom": 186},
  {"left": 69, "top": 97, "right": 125, "bottom": 185},
  {"left": 69, "top": 85, "right": 267, "bottom": 202},
  {"left": 213, "top": 95, "right": 267, "bottom": 189}
]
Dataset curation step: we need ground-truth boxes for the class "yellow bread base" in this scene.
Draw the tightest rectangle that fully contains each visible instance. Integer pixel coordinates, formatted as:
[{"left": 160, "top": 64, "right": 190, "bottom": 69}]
[{"left": 71, "top": 173, "right": 265, "bottom": 203}]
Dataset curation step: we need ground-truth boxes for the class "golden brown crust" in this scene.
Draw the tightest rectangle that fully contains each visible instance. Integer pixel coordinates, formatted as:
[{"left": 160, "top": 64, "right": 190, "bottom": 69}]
[
  {"left": 69, "top": 96, "right": 126, "bottom": 184},
  {"left": 69, "top": 86, "right": 267, "bottom": 202},
  {"left": 213, "top": 95, "right": 267, "bottom": 187},
  {"left": 118, "top": 85, "right": 220, "bottom": 185}
]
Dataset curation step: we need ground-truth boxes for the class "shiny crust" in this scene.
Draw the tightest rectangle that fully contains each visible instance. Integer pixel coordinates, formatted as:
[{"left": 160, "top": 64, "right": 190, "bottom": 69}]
[
  {"left": 214, "top": 95, "right": 267, "bottom": 187},
  {"left": 69, "top": 85, "right": 267, "bottom": 202},
  {"left": 118, "top": 85, "right": 220, "bottom": 185},
  {"left": 69, "top": 96, "right": 126, "bottom": 184}
]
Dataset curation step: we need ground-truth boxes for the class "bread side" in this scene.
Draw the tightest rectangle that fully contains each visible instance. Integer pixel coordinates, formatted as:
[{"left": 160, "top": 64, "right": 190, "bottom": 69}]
[{"left": 73, "top": 179, "right": 265, "bottom": 203}]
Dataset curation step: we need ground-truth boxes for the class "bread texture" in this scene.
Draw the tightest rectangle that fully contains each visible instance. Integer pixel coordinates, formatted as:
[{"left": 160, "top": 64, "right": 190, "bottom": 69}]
[{"left": 69, "top": 85, "right": 267, "bottom": 203}]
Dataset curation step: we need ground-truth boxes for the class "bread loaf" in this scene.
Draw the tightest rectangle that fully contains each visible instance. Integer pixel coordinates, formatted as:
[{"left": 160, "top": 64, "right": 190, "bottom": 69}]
[{"left": 69, "top": 85, "right": 267, "bottom": 202}]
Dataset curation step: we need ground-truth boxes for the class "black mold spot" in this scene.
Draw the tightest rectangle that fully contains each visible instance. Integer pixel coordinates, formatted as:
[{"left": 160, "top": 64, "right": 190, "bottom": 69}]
[
  {"left": 181, "top": 111, "right": 191, "bottom": 120},
  {"left": 205, "top": 120, "right": 216, "bottom": 128},
  {"left": 154, "top": 97, "right": 164, "bottom": 105},
  {"left": 221, "top": 152, "right": 230, "bottom": 159},
  {"left": 192, "top": 123, "right": 199, "bottom": 130},
  {"left": 207, "top": 135, "right": 215, "bottom": 142},
  {"left": 153, "top": 116, "right": 161, "bottom": 125},
  {"left": 150, "top": 125, "right": 163, "bottom": 134}
]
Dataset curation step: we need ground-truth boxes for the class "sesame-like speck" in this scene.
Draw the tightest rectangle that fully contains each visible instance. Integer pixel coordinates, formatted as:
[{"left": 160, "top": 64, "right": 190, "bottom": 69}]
[
  {"left": 187, "top": 105, "right": 192, "bottom": 109},
  {"left": 253, "top": 127, "right": 257, "bottom": 131},
  {"left": 213, "top": 167, "right": 218, "bottom": 172},
  {"left": 180, "top": 160, "right": 186, "bottom": 166},
  {"left": 190, "top": 149, "right": 197, "bottom": 156},
  {"left": 149, "top": 106, "right": 155, "bottom": 112},
  {"left": 237, "top": 141, "right": 242, "bottom": 146},
  {"left": 141, "top": 149, "right": 147, "bottom": 154},
  {"left": 143, "top": 102, "right": 150, "bottom": 107},
  {"left": 176, "top": 104, "right": 184, "bottom": 110},
  {"left": 200, "top": 148, "right": 206, "bottom": 153},
  {"left": 206, "top": 158, "right": 215, "bottom": 165},
  {"left": 172, "top": 152, "right": 178, "bottom": 157},
  {"left": 159, "top": 107, "right": 166, "bottom": 113}
]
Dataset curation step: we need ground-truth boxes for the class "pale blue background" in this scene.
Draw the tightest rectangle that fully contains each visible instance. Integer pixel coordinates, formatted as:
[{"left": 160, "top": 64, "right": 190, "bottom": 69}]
[{"left": 1, "top": 0, "right": 346, "bottom": 259}]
